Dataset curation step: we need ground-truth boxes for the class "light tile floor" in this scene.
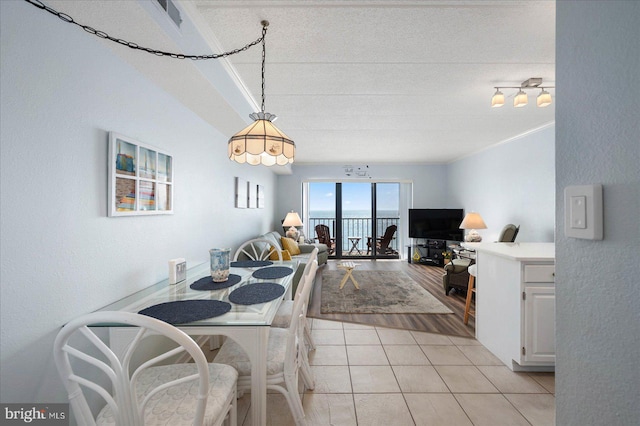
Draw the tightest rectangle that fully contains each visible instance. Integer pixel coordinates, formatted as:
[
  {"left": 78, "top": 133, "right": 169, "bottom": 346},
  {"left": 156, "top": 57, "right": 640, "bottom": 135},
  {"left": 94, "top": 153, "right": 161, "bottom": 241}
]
[{"left": 221, "top": 318, "right": 555, "bottom": 426}]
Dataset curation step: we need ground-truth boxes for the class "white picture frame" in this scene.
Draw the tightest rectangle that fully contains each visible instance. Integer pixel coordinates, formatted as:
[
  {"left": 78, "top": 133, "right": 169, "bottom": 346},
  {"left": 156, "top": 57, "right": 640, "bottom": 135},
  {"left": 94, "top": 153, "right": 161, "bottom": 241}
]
[
  {"left": 235, "top": 177, "right": 247, "bottom": 208},
  {"left": 257, "top": 185, "right": 265, "bottom": 208},
  {"left": 108, "top": 132, "right": 173, "bottom": 217},
  {"left": 248, "top": 181, "right": 257, "bottom": 208}
]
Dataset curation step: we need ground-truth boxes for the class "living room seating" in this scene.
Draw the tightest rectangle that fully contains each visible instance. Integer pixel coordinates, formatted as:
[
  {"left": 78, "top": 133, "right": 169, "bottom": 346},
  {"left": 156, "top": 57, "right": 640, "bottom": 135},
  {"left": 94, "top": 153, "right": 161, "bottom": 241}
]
[
  {"left": 442, "top": 257, "right": 474, "bottom": 296},
  {"left": 315, "top": 224, "right": 336, "bottom": 255},
  {"left": 366, "top": 224, "right": 397, "bottom": 255},
  {"left": 233, "top": 238, "right": 283, "bottom": 261},
  {"left": 236, "top": 231, "right": 327, "bottom": 294},
  {"left": 498, "top": 224, "right": 520, "bottom": 242},
  {"left": 53, "top": 311, "right": 238, "bottom": 426}
]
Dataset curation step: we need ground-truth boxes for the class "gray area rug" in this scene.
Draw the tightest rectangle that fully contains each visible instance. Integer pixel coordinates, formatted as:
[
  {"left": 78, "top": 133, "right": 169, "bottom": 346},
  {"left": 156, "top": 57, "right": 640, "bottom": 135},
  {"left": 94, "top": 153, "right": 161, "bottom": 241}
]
[{"left": 320, "top": 270, "right": 454, "bottom": 314}]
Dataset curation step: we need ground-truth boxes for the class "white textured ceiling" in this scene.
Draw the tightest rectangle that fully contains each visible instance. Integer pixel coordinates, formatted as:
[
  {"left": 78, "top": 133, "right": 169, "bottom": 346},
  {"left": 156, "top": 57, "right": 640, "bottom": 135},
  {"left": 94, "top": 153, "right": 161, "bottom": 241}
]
[
  {"left": 42, "top": 0, "right": 555, "bottom": 165},
  {"left": 189, "top": 0, "right": 556, "bottom": 164}
]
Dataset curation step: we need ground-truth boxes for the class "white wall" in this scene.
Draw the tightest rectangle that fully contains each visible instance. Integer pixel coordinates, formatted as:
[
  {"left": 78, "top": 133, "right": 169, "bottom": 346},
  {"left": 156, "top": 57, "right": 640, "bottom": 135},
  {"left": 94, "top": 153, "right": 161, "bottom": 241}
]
[
  {"left": 277, "top": 163, "right": 450, "bottom": 251},
  {"left": 0, "top": 1, "right": 276, "bottom": 405},
  {"left": 448, "top": 125, "right": 555, "bottom": 242},
  {"left": 556, "top": 2, "right": 640, "bottom": 424},
  {"left": 279, "top": 142, "right": 556, "bottom": 246},
  {"left": 277, "top": 163, "right": 450, "bottom": 216}
]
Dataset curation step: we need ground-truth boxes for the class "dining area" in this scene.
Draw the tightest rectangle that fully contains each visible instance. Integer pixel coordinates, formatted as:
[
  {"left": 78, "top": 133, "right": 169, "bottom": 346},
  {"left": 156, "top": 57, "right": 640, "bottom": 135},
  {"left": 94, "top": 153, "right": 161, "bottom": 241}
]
[{"left": 53, "top": 247, "right": 320, "bottom": 426}]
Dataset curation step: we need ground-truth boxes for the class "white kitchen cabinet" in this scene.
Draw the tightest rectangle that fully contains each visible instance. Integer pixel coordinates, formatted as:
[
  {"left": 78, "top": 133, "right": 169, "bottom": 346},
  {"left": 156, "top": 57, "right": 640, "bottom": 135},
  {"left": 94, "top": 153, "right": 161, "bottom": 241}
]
[
  {"left": 523, "top": 286, "right": 555, "bottom": 363},
  {"left": 464, "top": 242, "right": 555, "bottom": 371}
]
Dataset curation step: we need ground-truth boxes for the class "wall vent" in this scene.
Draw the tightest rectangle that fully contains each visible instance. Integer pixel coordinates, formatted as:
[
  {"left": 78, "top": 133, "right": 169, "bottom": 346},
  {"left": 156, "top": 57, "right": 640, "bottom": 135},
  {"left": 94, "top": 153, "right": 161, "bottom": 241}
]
[{"left": 155, "top": 0, "right": 182, "bottom": 28}]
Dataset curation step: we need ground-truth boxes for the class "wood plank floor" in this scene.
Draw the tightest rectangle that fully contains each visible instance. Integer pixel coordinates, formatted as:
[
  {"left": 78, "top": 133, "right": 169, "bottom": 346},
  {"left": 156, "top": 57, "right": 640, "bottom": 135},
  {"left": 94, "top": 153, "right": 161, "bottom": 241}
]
[{"left": 307, "top": 259, "right": 475, "bottom": 338}]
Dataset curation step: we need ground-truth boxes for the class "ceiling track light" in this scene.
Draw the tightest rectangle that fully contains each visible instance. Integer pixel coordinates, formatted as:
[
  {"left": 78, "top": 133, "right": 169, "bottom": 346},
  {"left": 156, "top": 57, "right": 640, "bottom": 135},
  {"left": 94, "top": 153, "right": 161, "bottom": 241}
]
[{"left": 491, "top": 78, "right": 555, "bottom": 108}]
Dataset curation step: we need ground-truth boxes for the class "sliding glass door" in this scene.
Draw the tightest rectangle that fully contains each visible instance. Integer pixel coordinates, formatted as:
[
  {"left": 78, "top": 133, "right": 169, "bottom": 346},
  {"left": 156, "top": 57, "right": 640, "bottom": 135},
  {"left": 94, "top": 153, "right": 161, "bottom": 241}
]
[
  {"left": 374, "top": 183, "right": 400, "bottom": 258},
  {"left": 307, "top": 182, "right": 400, "bottom": 259}
]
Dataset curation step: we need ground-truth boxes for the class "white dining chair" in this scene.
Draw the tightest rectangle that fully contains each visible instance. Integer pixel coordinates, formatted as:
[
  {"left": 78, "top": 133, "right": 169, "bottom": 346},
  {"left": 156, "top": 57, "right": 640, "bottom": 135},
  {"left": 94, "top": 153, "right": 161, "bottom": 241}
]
[
  {"left": 233, "top": 238, "right": 282, "bottom": 261},
  {"left": 271, "top": 248, "right": 318, "bottom": 351},
  {"left": 53, "top": 311, "right": 238, "bottom": 426},
  {"left": 213, "top": 261, "right": 318, "bottom": 426}
]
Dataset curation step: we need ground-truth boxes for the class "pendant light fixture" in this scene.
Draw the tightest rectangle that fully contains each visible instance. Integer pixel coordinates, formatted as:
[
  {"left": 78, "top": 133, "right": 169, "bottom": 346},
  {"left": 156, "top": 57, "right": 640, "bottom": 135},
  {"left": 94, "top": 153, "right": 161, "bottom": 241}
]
[
  {"left": 22, "top": 2, "right": 288, "bottom": 164},
  {"left": 228, "top": 21, "right": 295, "bottom": 166},
  {"left": 491, "top": 78, "right": 554, "bottom": 108}
]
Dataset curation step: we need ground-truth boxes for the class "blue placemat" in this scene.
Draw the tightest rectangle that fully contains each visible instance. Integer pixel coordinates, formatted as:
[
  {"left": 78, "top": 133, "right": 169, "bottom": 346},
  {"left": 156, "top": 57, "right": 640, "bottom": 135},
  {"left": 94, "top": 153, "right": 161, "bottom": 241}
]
[
  {"left": 252, "top": 266, "right": 294, "bottom": 280},
  {"left": 139, "top": 300, "right": 231, "bottom": 324},
  {"left": 228, "top": 283, "right": 285, "bottom": 305},
  {"left": 190, "top": 274, "right": 242, "bottom": 291},
  {"left": 230, "top": 260, "right": 273, "bottom": 268}
]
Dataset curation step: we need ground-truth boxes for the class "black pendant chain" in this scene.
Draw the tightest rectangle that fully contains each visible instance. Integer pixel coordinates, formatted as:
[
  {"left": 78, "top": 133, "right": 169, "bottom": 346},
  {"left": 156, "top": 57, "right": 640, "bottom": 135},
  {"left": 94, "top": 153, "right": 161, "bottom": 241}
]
[{"left": 23, "top": 0, "right": 267, "bottom": 60}]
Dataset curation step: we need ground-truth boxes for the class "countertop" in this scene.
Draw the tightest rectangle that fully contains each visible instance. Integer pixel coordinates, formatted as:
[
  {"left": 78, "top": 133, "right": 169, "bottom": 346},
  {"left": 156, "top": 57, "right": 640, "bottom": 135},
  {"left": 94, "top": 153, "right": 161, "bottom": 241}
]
[{"left": 461, "top": 242, "right": 555, "bottom": 262}]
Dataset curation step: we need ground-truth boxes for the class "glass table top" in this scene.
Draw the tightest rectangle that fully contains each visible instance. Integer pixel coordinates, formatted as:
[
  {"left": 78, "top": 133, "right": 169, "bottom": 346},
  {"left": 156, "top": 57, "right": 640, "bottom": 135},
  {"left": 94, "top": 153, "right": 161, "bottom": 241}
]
[{"left": 94, "top": 260, "right": 298, "bottom": 327}]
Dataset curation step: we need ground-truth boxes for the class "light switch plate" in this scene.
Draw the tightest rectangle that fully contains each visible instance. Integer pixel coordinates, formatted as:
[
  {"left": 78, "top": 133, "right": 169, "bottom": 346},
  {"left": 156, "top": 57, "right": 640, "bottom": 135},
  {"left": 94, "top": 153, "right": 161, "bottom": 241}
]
[{"left": 564, "top": 184, "right": 603, "bottom": 240}]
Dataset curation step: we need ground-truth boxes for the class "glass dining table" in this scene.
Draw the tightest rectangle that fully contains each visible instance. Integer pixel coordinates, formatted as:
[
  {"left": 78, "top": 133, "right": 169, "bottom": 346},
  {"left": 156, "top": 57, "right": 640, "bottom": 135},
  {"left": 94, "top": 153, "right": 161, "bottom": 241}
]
[{"left": 93, "top": 260, "right": 298, "bottom": 426}]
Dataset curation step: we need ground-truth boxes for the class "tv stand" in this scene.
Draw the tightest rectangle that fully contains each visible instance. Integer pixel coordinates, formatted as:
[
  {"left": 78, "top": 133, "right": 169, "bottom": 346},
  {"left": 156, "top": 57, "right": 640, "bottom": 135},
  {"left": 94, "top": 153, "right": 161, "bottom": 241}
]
[{"left": 409, "top": 239, "right": 447, "bottom": 266}]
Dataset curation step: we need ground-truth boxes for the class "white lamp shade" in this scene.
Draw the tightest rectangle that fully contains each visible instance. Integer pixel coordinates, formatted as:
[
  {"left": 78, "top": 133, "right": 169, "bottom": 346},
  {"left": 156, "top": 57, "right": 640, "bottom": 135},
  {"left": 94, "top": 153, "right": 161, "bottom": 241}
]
[
  {"left": 459, "top": 212, "right": 487, "bottom": 230},
  {"left": 283, "top": 211, "right": 303, "bottom": 227},
  {"left": 537, "top": 90, "right": 552, "bottom": 107},
  {"left": 513, "top": 90, "right": 528, "bottom": 107},
  {"left": 491, "top": 90, "right": 505, "bottom": 107},
  {"left": 228, "top": 117, "right": 295, "bottom": 166}
]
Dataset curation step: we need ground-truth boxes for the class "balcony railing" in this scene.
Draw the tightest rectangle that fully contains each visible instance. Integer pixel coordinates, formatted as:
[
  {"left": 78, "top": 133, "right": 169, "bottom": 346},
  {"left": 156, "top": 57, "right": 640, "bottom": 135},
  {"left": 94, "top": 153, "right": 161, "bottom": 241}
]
[{"left": 308, "top": 217, "right": 400, "bottom": 256}]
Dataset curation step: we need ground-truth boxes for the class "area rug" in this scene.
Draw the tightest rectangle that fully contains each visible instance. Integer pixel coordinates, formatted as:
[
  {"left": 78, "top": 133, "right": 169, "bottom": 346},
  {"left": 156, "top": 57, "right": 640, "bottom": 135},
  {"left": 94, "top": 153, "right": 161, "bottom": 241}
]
[{"left": 320, "top": 270, "right": 453, "bottom": 314}]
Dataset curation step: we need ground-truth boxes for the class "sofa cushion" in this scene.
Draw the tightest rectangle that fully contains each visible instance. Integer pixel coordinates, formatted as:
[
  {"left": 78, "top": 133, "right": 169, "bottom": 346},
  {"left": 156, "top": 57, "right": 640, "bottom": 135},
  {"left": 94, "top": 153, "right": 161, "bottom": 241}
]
[
  {"left": 260, "top": 232, "right": 283, "bottom": 250},
  {"left": 269, "top": 247, "right": 292, "bottom": 261},
  {"left": 280, "top": 237, "right": 301, "bottom": 256}
]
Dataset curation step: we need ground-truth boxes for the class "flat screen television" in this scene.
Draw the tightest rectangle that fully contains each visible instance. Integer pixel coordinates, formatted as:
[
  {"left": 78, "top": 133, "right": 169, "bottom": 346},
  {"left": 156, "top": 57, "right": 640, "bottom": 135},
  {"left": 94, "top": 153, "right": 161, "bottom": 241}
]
[{"left": 409, "top": 208, "right": 464, "bottom": 241}]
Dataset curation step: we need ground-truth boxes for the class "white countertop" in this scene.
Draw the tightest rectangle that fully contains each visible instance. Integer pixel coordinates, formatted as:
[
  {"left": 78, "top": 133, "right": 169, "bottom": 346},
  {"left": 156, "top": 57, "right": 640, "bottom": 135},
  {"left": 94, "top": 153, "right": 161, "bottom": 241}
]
[{"left": 461, "top": 242, "right": 555, "bottom": 261}]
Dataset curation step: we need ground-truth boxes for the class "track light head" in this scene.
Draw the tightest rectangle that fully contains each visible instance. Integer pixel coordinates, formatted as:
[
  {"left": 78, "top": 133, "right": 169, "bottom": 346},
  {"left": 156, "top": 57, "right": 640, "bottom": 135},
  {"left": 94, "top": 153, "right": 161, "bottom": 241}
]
[
  {"left": 491, "top": 89, "right": 505, "bottom": 107},
  {"left": 513, "top": 89, "right": 528, "bottom": 107},
  {"left": 537, "top": 89, "right": 552, "bottom": 107}
]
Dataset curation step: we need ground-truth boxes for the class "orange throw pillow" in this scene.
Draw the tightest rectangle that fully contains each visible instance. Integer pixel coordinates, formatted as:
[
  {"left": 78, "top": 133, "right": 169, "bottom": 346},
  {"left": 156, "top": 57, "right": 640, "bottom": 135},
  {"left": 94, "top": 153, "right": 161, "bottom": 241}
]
[
  {"left": 280, "top": 237, "right": 301, "bottom": 256},
  {"left": 269, "top": 247, "right": 292, "bottom": 261}
]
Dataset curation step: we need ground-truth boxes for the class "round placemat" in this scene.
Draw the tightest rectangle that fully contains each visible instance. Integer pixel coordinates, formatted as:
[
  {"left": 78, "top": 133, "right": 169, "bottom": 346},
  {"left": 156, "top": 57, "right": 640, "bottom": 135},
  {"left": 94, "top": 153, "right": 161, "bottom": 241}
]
[
  {"left": 190, "top": 274, "right": 242, "bottom": 291},
  {"left": 252, "top": 266, "right": 294, "bottom": 280},
  {"left": 139, "top": 300, "right": 231, "bottom": 324},
  {"left": 228, "top": 283, "right": 285, "bottom": 305},
  {"left": 230, "top": 260, "right": 273, "bottom": 268}
]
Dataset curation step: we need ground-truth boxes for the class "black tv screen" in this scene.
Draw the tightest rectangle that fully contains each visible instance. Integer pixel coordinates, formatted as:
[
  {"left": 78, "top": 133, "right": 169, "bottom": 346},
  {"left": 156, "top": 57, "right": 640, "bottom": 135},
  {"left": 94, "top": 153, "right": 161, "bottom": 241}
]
[{"left": 409, "top": 209, "right": 464, "bottom": 241}]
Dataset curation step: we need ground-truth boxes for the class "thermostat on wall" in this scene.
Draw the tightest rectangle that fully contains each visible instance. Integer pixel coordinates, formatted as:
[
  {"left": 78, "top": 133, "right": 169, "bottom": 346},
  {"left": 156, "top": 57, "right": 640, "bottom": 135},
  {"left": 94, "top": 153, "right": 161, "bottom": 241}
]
[{"left": 168, "top": 258, "right": 187, "bottom": 284}]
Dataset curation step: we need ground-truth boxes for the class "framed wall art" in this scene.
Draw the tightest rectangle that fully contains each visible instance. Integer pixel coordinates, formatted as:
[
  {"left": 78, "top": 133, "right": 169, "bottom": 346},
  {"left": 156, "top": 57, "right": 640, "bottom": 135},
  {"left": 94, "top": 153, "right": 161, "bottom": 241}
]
[
  {"left": 235, "top": 177, "right": 247, "bottom": 208},
  {"left": 248, "top": 181, "right": 257, "bottom": 208},
  {"left": 257, "top": 185, "right": 265, "bottom": 208},
  {"left": 108, "top": 132, "right": 173, "bottom": 217}
]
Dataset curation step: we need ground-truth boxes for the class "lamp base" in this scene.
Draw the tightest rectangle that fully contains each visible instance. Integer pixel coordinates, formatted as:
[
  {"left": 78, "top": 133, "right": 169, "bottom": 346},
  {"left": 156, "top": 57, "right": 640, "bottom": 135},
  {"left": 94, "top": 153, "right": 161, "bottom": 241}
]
[
  {"left": 465, "top": 229, "right": 483, "bottom": 242},
  {"left": 285, "top": 227, "right": 299, "bottom": 241}
]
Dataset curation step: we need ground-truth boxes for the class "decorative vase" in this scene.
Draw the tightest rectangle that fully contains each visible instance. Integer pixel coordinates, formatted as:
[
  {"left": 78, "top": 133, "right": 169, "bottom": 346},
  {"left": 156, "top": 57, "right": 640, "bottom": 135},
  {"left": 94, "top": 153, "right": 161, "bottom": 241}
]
[
  {"left": 412, "top": 249, "right": 421, "bottom": 263},
  {"left": 209, "top": 248, "right": 230, "bottom": 282}
]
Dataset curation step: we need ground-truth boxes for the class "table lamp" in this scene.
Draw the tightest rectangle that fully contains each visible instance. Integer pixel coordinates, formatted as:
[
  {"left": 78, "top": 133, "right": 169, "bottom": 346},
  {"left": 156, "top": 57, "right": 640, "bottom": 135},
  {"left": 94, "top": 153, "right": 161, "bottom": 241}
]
[
  {"left": 283, "top": 211, "right": 303, "bottom": 241},
  {"left": 459, "top": 212, "right": 487, "bottom": 242}
]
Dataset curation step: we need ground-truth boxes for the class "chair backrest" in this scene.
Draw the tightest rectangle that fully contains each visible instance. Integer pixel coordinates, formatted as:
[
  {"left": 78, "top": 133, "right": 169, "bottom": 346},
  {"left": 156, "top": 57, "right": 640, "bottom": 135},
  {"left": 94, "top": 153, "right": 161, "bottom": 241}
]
[
  {"left": 378, "top": 225, "right": 397, "bottom": 250},
  {"left": 233, "top": 238, "right": 282, "bottom": 261},
  {"left": 298, "top": 253, "right": 319, "bottom": 301},
  {"left": 284, "top": 261, "right": 318, "bottom": 376},
  {"left": 315, "top": 224, "right": 333, "bottom": 247},
  {"left": 498, "top": 224, "right": 520, "bottom": 242},
  {"left": 53, "top": 311, "right": 210, "bottom": 426},
  {"left": 301, "top": 248, "right": 318, "bottom": 279}
]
